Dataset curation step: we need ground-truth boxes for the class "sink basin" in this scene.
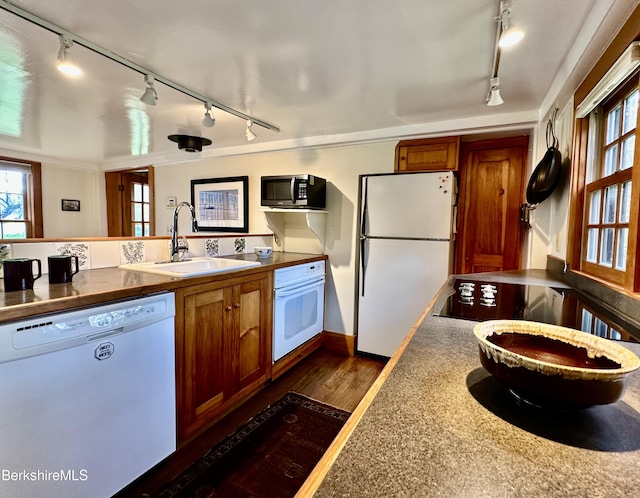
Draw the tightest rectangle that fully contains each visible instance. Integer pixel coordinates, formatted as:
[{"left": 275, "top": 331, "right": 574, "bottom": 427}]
[{"left": 119, "top": 257, "right": 261, "bottom": 278}]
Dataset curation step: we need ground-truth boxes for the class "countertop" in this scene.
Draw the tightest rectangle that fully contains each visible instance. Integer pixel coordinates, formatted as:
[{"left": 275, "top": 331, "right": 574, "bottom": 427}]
[
  {"left": 0, "top": 252, "right": 325, "bottom": 323},
  {"left": 310, "top": 270, "right": 640, "bottom": 497}
]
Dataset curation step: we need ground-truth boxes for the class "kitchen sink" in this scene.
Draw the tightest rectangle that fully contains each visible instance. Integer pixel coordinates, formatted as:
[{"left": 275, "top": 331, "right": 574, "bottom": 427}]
[{"left": 119, "top": 257, "right": 261, "bottom": 277}]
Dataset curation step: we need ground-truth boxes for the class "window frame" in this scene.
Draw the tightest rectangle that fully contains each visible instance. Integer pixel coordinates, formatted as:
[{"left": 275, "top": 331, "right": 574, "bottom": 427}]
[
  {"left": 580, "top": 76, "right": 638, "bottom": 285},
  {"left": 0, "top": 156, "right": 43, "bottom": 239}
]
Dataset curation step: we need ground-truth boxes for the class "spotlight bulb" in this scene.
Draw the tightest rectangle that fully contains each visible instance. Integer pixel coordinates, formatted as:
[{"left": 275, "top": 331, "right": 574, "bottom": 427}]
[
  {"left": 57, "top": 36, "right": 82, "bottom": 77},
  {"left": 499, "top": 27, "right": 524, "bottom": 48}
]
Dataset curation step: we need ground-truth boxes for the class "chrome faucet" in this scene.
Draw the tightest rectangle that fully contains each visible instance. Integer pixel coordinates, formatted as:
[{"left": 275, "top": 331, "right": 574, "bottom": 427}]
[{"left": 170, "top": 202, "right": 198, "bottom": 262}]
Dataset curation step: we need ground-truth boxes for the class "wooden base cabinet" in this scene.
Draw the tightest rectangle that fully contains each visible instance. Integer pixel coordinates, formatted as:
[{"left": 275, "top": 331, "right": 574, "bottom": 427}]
[{"left": 176, "top": 271, "right": 272, "bottom": 443}]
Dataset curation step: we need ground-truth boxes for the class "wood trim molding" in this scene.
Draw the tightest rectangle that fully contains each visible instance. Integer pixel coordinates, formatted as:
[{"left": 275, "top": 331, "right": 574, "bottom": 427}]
[
  {"left": 566, "top": 117, "right": 588, "bottom": 270},
  {"left": 30, "top": 161, "right": 43, "bottom": 238},
  {"left": 574, "top": 4, "right": 640, "bottom": 107},
  {"left": 321, "top": 331, "right": 355, "bottom": 356}
]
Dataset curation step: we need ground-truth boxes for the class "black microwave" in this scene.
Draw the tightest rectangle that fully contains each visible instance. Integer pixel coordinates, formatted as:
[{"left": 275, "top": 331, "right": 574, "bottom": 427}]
[{"left": 261, "top": 175, "right": 326, "bottom": 209}]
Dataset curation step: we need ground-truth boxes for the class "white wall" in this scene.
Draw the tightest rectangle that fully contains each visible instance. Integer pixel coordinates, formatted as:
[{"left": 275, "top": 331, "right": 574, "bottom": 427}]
[
  {"left": 527, "top": 99, "right": 575, "bottom": 267},
  {"left": 41, "top": 163, "right": 104, "bottom": 237},
  {"left": 154, "top": 141, "right": 395, "bottom": 335}
]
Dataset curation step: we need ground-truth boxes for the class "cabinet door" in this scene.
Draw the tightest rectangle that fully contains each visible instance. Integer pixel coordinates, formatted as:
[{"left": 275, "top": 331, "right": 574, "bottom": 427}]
[
  {"left": 179, "top": 287, "right": 228, "bottom": 439},
  {"left": 395, "top": 136, "right": 460, "bottom": 172},
  {"left": 233, "top": 276, "right": 270, "bottom": 392}
]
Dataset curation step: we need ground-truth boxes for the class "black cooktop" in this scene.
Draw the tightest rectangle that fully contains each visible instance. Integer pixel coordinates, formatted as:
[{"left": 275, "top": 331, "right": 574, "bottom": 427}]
[{"left": 435, "top": 278, "right": 640, "bottom": 343}]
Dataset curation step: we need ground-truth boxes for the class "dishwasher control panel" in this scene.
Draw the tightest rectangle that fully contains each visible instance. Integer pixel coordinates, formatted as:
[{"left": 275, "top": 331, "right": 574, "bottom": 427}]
[{"left": 0, "top": 292, "right": 175, "bottom": 362}]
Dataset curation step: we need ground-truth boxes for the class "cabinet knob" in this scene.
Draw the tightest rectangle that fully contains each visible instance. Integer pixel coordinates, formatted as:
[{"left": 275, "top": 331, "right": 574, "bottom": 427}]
[
  {"left": 226, "top": 306, "right": 232, "bottom": 311},
  {"left": 233, "top": 303, "right": 240, "bottom": 309}
]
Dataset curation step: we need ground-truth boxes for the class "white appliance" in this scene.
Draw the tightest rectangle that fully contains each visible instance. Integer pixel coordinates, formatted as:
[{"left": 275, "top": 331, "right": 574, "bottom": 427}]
[
  {"left": 273, "top": 260, "right": 325, "bottom": 362},
  {"left": 0, "top": 292, "right": 177, "bottom": 498},
  {"left": 357, "top": 172, "right": 455, "bottom": 357}
]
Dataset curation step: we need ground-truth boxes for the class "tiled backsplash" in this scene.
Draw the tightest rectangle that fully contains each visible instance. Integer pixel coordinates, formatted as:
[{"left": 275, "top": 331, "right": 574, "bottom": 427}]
[{"left": 1, "top": 235, "right": 273, "bottom": 275}]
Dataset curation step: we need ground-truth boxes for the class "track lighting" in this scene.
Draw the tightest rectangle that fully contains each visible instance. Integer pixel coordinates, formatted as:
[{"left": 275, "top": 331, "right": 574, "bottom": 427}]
[
  {"left": 487, "top": 77, "right": 504, "bottom": 106},
  {"left": 140, "top": 74, "right": 158, "bottom": 105},
  {"left": 202, "top": 102, "right": 216, "bottom": 127},
  {"left": 56, "top": 35, "right": 82, "bottom": 77},
  {"left": 245, "top": 120, "right": 257, "bottom": 141},
  {"left": 497, "top": 0, "right": 524, "bottom": 48},
  {"left": 2, "top": 0, "right": 280, "bottom": 137}
]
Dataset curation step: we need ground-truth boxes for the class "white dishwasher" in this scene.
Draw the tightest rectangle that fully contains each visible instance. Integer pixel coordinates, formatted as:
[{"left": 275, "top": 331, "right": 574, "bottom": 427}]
[{"left": 0, "top": 291, "right": 176, "bottom": 498}]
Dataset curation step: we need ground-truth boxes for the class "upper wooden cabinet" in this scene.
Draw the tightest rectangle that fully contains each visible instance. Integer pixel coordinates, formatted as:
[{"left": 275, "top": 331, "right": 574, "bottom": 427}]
[{"left": 395, "top": 136, "right": 460, "bottom": 172}]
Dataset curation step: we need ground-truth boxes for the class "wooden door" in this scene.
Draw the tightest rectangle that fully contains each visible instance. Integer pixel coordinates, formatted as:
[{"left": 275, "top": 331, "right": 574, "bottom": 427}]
[
  {"left": 179, "top": 286, "right": 228, "bottom": 440},
  {"left": 234, "top": 276, "right": 270, "bottom": 392},
  {"left": 455, "top": 137, "right": 528, "bottom": 274},
  {"left": 105, "top": 167, "right": 155, "bottom": 236}
]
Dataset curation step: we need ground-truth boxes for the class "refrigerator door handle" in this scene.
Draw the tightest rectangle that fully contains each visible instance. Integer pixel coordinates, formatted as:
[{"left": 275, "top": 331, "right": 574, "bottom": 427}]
[
  {"left": 360, "top": 235, "right": 367, "bottom": 297},
  {"left": 360, "top": 177, "right": 369, "bottom": 297}
]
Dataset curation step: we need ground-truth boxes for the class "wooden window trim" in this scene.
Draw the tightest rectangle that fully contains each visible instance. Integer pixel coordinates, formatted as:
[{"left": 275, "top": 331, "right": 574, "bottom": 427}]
[
  {"left": 0, "top": 156, "right": 43, "bottom": 238},
  {"left": 569, "top": 5, "right": 640, "bottom": 292}
]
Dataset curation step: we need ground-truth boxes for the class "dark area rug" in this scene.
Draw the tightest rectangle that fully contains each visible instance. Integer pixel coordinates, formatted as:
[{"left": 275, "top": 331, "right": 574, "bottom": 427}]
[{"left": 152, "top": 392, "right": 350, "bottom": 498}]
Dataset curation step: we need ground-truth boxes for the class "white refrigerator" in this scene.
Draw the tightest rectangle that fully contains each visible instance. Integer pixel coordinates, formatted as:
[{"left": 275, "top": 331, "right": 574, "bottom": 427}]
[{"left": 357, "top": 172, "right": 455, "bottom": 357}]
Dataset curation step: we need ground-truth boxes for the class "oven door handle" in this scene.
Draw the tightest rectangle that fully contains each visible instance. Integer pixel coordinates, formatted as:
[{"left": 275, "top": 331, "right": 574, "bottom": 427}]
[{"left": 274, "top": 277, "right": 325, "bottom": 298}]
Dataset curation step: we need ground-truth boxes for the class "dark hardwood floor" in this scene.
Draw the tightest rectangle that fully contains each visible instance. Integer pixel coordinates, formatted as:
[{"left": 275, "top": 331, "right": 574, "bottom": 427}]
[{"left": 115, "top": 348, "right": 386, "bottom": 497}]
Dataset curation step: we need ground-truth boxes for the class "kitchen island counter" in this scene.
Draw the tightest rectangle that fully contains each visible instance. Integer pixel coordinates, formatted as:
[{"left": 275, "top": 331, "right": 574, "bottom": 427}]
[{"left": 309, "top": 270, "right": 640, "bottom": 497}]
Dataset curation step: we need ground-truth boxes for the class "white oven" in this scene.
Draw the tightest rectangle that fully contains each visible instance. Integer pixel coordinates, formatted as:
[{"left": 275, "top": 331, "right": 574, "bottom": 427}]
[{"left": 273, "top": 261, "right": 325, "bottom": 362}]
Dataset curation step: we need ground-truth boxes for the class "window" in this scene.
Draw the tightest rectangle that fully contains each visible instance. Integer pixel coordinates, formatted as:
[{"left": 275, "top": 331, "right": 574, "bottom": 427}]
[
  {"left": 0, "top": 158, "right": 43, "bottom": 239},
  {"left": 581, "top": 76, "right": 638, "bottom": 285},
  {"left": 131, "top": 180, "right": 150, "bottom": 236},
  {"left": 567, "top": 4, "right": 640, "bottom": 291}
]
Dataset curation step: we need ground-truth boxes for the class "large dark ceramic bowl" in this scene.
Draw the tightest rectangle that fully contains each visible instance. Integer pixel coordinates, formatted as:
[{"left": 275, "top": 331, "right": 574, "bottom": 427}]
[{"left": 473, "top": 320, "right": 640, "bottom": 408}]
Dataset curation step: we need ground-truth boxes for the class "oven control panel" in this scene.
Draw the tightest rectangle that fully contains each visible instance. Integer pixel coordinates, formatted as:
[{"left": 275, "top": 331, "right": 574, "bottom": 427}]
[{"left": 274, "top": 260, "right": 325, "bottom": 288}]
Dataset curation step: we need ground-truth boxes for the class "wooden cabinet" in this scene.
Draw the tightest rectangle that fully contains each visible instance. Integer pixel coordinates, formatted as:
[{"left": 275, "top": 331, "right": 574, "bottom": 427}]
[
  {"left": 175, "top": 271, "right": 272, "bottom": 443},
  {"left": 395, "top": 136, "right": 460, "bottom": 172}
]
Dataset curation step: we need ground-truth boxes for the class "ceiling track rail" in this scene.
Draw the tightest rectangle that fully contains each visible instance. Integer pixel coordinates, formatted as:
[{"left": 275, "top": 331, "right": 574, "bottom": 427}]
[{"left": 0, "top": 0, "right": 280, "bottom": 132}]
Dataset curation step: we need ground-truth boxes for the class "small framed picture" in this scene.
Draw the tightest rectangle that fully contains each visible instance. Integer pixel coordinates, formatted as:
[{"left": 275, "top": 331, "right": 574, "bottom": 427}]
[{"left": 61, "top": 199, "right": 81, "bottom": 212}]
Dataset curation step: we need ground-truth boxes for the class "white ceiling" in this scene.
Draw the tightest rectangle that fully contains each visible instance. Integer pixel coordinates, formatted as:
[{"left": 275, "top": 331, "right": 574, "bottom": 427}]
[{"left": 0, "top": 0, "right": 637, "bottom": 169}]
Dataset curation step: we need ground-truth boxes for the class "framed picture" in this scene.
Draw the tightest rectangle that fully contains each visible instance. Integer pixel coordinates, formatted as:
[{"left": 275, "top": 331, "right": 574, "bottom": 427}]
[
  {"left": 190, "top": 176, "right": 249, "bottom": 233},
  {"left": 61, "top": 199, "right": 80, "bottom": 212}
]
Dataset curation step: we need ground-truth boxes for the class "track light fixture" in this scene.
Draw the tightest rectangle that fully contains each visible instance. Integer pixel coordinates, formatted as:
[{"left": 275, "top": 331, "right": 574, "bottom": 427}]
[
  {"left": 497, "top": 0, "right": 524, "bottom": 48},
  {"left": 0, "top": 0, "right": 280, "bottom": 134},
  {"left": 486, "top": 0, "right": 523, "bottom": 106},
  {"left": 202, "top": 102, "right": 216, "bottom": 127},
  {"left": 486, "top": 77, "right": 504, "bottom": 106},
  {"left": 245, "top": 120, "right": 257, "bottom": 141},
  {"left": 56, "top": 35, "right": 82, "bottom": 77},
  {"left": 140, "top": 74, "right": 158, "bottom": 105}
]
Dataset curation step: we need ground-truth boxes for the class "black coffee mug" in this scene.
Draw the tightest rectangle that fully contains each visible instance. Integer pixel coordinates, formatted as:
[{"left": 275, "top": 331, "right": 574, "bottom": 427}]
[
  {"left": 48, "top": 255, "right": 80, "bottom": 284},
  {"left": 3, "top": 258, "right": 42, "bottom": 292}
]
